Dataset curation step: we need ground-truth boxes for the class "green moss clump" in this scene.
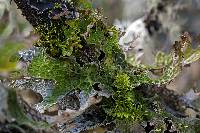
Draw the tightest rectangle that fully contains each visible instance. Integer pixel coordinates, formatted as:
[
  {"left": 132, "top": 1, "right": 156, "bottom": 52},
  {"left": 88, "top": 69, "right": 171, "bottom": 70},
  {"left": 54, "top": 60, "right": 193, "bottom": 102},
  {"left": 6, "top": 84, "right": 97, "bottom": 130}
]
[
  {"left": 29, "top": 2, "right": 151, "bottom": 120},
  {"left": 105, "top": 72, "right": 148, "bottom": 120},
  {"left": 26, "top": 0, "right": 200, "bottom": 123}
]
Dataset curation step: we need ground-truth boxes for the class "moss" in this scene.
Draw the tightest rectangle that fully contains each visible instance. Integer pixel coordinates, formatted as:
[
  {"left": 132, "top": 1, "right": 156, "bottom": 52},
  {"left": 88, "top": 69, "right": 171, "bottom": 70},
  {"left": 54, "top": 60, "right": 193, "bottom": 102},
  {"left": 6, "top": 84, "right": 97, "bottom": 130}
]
[
  {"left": 26, "top": 0, "right": 166, "bottom": 121},
  {"left": 114, "top": 73, "right": 131, "bottom": 89},
  {"left": 104, "top": 72, "right": 149, "bottom": 120},
  {"left": 16, "top": 0, "right": 200, "bottom": 124}
]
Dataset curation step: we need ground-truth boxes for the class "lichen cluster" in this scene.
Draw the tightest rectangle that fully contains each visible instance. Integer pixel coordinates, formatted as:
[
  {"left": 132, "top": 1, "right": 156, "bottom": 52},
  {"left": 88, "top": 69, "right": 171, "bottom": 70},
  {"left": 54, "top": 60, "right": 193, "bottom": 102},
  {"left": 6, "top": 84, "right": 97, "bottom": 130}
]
[
  {"left": 20, "top": 0, "right": 200, "bottom": 121},
  {"left": 19, "top": 0, "right": 152, "bottom": 121},
  {"left": 11, "top": 0, "right": 200, "bottom": 131}
]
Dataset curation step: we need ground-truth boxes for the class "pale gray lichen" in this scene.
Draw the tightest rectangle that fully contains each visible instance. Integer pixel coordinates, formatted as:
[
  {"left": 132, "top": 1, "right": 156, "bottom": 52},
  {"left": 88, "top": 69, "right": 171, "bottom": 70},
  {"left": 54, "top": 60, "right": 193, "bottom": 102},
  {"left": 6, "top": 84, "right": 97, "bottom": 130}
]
[
  {"left": 6, "top": 77, "right": 54, "bottom": 99},
  {"left": 19, "top": 47, "right": 39, "bottom": 62}
]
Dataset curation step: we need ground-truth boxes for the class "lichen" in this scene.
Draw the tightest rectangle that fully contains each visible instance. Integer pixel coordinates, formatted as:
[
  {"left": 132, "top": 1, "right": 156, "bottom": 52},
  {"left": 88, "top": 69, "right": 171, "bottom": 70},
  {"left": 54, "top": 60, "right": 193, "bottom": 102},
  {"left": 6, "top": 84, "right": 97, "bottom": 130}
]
[
  {"left": 12, "top": 0, "right": 200, "bottom": 132},
  {"left": 24, "top": 0, "right": 200, "bottom": 121}
]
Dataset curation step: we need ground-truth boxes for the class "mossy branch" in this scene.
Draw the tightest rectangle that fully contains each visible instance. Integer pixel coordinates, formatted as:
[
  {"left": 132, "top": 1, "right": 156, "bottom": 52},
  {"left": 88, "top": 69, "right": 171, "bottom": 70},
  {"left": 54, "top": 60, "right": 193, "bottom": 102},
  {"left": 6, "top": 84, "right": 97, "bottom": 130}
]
[{"left": 13, "top": 0, "right": 200, "bottom": 131}]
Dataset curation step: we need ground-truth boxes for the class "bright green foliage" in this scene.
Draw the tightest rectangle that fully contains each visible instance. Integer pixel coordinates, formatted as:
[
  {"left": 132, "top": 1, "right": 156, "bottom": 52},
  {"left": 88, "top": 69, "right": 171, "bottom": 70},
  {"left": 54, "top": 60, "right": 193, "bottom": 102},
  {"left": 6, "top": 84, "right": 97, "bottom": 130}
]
[
  {"left": 27, "top": 0, "right": 200, "bottom": 122},
  {"left": 28, "top": 51, "right": 99, "bottom": 100},
  {"left": 114, "top": 73, "right": 131, "bottom": 89},
  {"left": 106, "top": 72, "right": 148, "bottom": 120},
  {"left": 28, "top": 52, "right": 79, "bottom": 99}
]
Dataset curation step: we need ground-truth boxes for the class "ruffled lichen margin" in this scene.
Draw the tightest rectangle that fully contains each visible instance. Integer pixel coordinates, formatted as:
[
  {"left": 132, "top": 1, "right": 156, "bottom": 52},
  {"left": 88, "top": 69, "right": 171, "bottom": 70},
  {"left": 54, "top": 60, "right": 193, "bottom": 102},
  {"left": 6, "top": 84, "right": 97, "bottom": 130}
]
[{"left": 10, "top": 0, "right": 200, "bottom": 132}]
